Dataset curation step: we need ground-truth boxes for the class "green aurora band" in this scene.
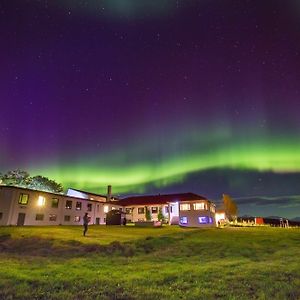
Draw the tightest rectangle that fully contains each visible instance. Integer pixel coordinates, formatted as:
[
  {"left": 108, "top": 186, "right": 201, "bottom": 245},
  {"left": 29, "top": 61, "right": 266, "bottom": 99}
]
[{"left": 29, "top": 137, "right": 300, "bottom": 194}]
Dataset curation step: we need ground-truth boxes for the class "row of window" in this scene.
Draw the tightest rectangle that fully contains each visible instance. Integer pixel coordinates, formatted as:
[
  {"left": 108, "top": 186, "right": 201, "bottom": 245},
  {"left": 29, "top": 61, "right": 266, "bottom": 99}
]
[
  {"left": 126, "top": 206, "right": 173, "bottom": 215},
  {"left": 180, "top": 216, "right": 214, "bottom": 225},
  {"left": 18, "top": 194, "right": 93, "bottom": 211},
  {"left": 65, "top": 200, "right": 92, "bottom": 211},
  {"left": 19, "top": 193, "right": 59, "bottom": 208},
  {"left": 35, "top": 214, "right": 92, "bottom": 222},
  {"left": 180, "top": 203, "right": 215, "bottom": 212}
]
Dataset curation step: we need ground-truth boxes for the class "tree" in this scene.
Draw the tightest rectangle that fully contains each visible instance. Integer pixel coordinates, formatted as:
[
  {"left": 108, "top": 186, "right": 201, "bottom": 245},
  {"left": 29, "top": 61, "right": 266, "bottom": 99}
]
[
  {"left": 0, "top": 169, "right": 63, "bottom": 193},
  {"left": 223, "top": 194, "right": 238, "bottom": 221},
  {"left": 145, "top": 206, "right": 151, "bottom": 221},
  {"left": 0, "top": 169, "right": 31, "bottom": 187},
  {"left": 157, "top": 207, "right": 165, "bottom": 222},
  {"left": 28, "top": 175, "right": 64, "bottom": 193}
]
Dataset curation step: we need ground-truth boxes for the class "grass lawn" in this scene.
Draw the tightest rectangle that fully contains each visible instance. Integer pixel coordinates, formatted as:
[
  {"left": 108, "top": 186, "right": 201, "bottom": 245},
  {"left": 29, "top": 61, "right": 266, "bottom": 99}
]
[{"left": 0, "top": 226, "right": 299, "bottom": 300}]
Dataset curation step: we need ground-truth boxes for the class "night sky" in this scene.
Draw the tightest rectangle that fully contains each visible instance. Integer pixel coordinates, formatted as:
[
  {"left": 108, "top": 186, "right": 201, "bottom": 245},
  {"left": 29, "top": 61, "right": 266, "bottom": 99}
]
[{"left": 1, "top": 0, "right": 300, "bottom": 218}]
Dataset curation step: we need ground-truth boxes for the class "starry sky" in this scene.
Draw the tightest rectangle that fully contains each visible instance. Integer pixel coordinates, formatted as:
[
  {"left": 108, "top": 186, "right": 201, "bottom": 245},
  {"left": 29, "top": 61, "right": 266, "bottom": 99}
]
[{"left": 1, "top": 0, "right": 300, "bottom": 218}]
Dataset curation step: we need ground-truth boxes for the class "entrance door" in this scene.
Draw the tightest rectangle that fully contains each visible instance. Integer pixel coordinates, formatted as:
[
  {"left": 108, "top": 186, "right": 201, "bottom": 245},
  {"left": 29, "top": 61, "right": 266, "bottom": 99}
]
[
  {"left": 95, "top": 218, "right": 100, "bottom": 225},
  {"left": 17, "top": 213, "right": 26, "bottom": 226}
]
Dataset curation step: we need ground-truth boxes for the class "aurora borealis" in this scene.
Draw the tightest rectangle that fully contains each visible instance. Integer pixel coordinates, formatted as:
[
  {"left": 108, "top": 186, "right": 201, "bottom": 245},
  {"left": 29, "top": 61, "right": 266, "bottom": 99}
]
[{"left": 1, "top": 0, "right": 300, "bottom": 218}]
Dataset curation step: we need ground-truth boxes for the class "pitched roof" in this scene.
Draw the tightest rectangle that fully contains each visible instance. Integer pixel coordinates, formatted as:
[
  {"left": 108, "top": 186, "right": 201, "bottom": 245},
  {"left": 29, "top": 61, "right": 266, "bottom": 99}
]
[{"left": 118, "top": 193, "right": 207, "bottom": 206}]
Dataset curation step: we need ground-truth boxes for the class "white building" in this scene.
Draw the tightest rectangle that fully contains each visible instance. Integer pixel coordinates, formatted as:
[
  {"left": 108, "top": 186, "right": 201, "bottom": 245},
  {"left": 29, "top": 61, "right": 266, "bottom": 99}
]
[{"left": 0, "top": 185, "right": 216, "bottom": 227}]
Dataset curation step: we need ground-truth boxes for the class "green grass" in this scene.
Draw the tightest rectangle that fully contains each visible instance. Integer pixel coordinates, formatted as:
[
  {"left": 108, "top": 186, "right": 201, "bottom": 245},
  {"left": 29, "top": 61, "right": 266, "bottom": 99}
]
[{"left": 0, "top": 226, "right": 299, "bottom": 300}]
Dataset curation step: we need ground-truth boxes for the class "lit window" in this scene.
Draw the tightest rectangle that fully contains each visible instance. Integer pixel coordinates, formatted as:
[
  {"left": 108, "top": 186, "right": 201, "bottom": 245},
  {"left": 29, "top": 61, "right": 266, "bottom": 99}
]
[
  {"left": 18, "top": 193, "right": 29, "bottom": 205},
  {"left": 198, "top": 216, "right": 209, "bottom": 224},
  {"left": 210, "top": 206, "right": 215, "bottom": 213},
  {"left": 49, "top": 214, "right": 57, "bottom": 221},
  {"left": 193, "top": 203, "right": 205, "bottom": 210},
  {"left": 52, "top": 198, "right": 59, "bottom": 208},
  {"left": 76, "top": 202, "right": 82, "bottom": 210},
  {"left": 104, "top": 205, "right": 109, "bottom": 213},
  {"left": 138, "top": 207, "right": 145, "bottom": 214},
  {"left": 87, "top": 203, "right": 92, "bottom": 212},
  {"left": 74, "top": 216, "right": 81, "bottom": 222},
  {"left": 180, "top": 216, "right": 188, "bottom": 224},
  {"left": 151, "top": 207, "right": 158, "bottom": 214},
  {"left": 37, "top": 196, "right": 46, "bottom": 207},
  {"left": 35, "top": 214, "right": 44, "bottom": 221},
  {"left": 65, "top": 200, "right": 72, "bottom": 209},
  {"left": 180, "top": 203, "right": 190, "bottom": 211}
]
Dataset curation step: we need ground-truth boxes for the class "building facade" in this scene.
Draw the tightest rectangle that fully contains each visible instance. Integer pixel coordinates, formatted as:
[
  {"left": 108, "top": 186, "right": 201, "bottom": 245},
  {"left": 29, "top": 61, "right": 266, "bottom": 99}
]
[{"left": 0, "top": 186, "right": 216, "bottom": 227}]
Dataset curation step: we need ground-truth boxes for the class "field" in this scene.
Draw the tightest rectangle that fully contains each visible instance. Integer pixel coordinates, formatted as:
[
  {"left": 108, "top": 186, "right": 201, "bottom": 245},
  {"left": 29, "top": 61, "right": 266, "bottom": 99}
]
[{"left": 0, "top": 225, "right": 299, "bottom": 300}]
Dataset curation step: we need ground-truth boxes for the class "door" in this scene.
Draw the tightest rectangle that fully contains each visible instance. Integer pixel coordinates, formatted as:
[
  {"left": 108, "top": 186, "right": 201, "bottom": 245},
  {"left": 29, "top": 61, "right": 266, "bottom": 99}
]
[{"left": 17, "top": 213, "right": 26, "bottom": 226}]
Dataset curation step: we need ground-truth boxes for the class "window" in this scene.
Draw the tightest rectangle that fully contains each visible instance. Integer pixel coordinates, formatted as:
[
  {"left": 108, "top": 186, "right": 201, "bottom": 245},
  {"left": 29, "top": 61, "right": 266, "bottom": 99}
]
[
  {"left": 165, "top": 206, "right": 169, "bottom": 213},
  {"left": 35, "top": 214, "right": 44, "bottom": 221},
  {"left": 65, "top": 200, "right": 72, "bottom": 209},
  {"left": 180, "top": 203, "right": 190, "bottom": 211},
  {"left": 103, "top": 205, "right": 109, "bottom": 213},
  {"left": 76, "top": 202, "right": 82, "bottom": 210},
  {"left": 125, "top": 208, "right": 132, "bottom": 214},
  {"left": 52, "top": 198, "right": 59, "bottom": 208},
  {"left": 49, "top": 214, "right": 57, "bottom": 221},
  {"left": 193, "top": 203, "right": 205, "bottom": 210},
  {"left": 180, "top": 216, "right": 188, "bottom": 224},
  {"left": 210, "top": 206, "right": 215, "bottom": 213},
  {"left": 87, "top": 203, "right": 92, "bottom": 212},
  {"left": 37, "top": 196, "right": 46, "bottom": 207},
  {"left": 0, "top": 212, "right": 3, "bottom": 220},
  {"left": 151, "top": 207, "right": 158, "bottom": 214},
  {"left": 96, "top": 204, "right": 99, "bottom": 212},
  {"left": 19, "top": 193, "right": 29, "bottom": 205},
  {"left": 198, "top": 216, "right": 210, "bottom": 224},
  {"left": 138, "top": 207, "right": 145, "bottom": 214},
  {"left": 74, "top": 216, "right": 81, "bottom": 222},
  {"left": 64, "top": 215, "right": 70, "bottom": 222}
]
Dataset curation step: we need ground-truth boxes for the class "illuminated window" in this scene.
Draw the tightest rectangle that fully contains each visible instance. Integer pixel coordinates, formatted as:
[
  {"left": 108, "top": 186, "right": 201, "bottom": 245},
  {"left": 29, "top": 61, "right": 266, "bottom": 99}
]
[
  {"left": 74, "top": 216, "right": 81, "bottom": 222},
  {"left": 52, "top": 198, "right": 59, "bottom": 208},
  {"left": 193, "top": 203, "right": 205, "bottom": 210},
  {"left": 180, "top": 216, "right": 188, "bottom": 224},
  {"left": 103, "top": 205, "right": 109, "bottom": 213},
  {"left": 49, "top": 214, "right": 57, "bottom": 221},
  {"left": 35, "top": 214, "right": 44, "bottom": 221},
  {"left": 151, "top": 207, "right": 158, "bottom": 214},
  {"left": 76, "top": 202, "right": 82, "bottom": 210},
  {"left": 37, "top": 196, "right": 46, "bottom": 207},
  {"left": 180, "top": 203, "right": 190, "bottom": 211},
  {"left": 87, "top": 203, "right": 92, "bottom": 212},
  {"left": 18, "top": 193, "right": 29, "bottom": 205},
  {"left": 138, "top": 207, "right": 145, "bottom": 214},
  {"left": 64, "top": 215, "right": 70, "bottom": 222},
  {"left": 65, "top": 200, "right": 72, "bottom": 209},
  {"left": 198, "top": 216, "right": 209, "bottom": 224},
  {"left": 125, "top": 208, "right": 132, "bottom": 214},
  {"left": 210, "top": 205, "right": 215, "bottom": 213}
]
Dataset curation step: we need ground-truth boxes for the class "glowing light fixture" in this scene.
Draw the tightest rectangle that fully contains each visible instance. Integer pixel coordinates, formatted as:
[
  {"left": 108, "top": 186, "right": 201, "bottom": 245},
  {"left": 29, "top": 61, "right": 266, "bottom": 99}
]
[
  {"left": 104, "top": 205, "right": 109, "bottom": 213},
  {"left": 37, "top": 196, "right": 46, "bottom": 206}
]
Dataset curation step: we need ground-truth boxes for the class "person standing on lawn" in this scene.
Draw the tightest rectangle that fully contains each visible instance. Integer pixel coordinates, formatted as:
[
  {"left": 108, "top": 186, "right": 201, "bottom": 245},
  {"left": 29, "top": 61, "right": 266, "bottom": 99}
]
[{"left": 83, "top": 213, "right": 89, "bottom": 236}]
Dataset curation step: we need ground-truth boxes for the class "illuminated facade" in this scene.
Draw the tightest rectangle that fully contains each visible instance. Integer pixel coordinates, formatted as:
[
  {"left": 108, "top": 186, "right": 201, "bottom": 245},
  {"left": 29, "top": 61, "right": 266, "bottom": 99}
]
[{"left": 0, "top": 186, "right": 216, "bottom": 227}]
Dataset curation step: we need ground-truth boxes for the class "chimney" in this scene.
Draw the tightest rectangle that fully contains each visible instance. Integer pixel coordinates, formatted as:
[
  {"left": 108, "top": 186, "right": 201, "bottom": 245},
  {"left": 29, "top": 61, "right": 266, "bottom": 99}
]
[{"left": 107, "top": 185, "right": 112, "bottom": 202}]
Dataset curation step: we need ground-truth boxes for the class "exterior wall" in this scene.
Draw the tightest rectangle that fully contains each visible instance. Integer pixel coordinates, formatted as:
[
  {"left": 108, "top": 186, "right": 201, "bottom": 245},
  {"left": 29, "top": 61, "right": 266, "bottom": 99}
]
[
  {"left": 0, "top": 186, "right": 119, "bottom": 226},
  {"left": 178, "top": 200, "right": 216, "bottom": 227}
]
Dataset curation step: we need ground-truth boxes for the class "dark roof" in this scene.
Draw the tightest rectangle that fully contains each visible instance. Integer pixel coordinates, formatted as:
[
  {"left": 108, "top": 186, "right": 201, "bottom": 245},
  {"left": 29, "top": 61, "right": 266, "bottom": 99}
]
[{"left": 117, "top": 193, "right": 207, "bottom": 206}]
